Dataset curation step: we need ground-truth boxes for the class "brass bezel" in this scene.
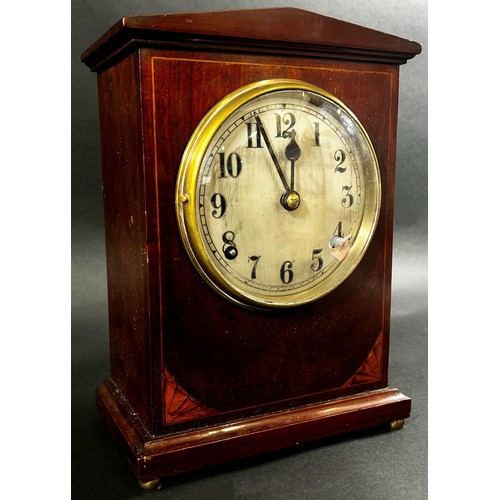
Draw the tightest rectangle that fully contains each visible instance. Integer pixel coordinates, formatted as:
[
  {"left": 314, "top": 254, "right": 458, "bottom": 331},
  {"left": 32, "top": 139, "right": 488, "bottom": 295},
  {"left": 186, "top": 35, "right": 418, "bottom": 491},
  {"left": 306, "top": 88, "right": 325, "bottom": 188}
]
[{"left": 175, "top": 79, "right": 381, "bottom": 309}]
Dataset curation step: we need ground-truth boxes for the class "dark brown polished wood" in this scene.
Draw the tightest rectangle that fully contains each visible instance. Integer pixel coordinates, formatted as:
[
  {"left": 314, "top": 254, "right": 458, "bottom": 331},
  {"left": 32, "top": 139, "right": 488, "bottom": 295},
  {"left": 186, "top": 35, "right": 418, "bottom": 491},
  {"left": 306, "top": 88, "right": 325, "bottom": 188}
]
[
  {"left": 82, "top": 7, "right": 421, "bottom": 70},
  {"left": 82, "top": 7, "right": 421, "bottom": 485},
  {"left": 97, "top": 379, "right": 410, "bottom": 484}
]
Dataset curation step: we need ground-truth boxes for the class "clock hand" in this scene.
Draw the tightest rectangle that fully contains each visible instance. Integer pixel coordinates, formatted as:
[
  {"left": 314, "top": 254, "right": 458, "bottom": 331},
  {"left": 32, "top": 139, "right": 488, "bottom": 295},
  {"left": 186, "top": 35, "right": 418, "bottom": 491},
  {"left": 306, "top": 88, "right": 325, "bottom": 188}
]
[
  {"left": 255, "top": 116, "right": 300, "bottom": 211},
  {"left": 280, "top": 129, "right": 302, "bottom": 211},
  {"left": 255, "top": 116, "right": 291, "bottom": 193},
  {"left": 285, "top": 130, "right": 301, "bottom": 191}
]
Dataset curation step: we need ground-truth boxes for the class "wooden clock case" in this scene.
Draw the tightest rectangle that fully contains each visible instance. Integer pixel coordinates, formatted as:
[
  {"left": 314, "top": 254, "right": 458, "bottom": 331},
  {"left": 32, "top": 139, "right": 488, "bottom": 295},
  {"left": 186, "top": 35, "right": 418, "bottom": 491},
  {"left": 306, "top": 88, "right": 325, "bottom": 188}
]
[{"left": 81, "top": 8, "right": 421, "bottom": 486}]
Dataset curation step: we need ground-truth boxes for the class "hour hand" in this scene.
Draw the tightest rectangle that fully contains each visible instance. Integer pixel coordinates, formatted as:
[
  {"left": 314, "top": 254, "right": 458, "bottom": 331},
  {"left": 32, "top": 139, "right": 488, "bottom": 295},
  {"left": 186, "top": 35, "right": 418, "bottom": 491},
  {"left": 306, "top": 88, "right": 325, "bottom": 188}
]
[{"left": 285, "top": 130, "right": 301, "bottom": 191}]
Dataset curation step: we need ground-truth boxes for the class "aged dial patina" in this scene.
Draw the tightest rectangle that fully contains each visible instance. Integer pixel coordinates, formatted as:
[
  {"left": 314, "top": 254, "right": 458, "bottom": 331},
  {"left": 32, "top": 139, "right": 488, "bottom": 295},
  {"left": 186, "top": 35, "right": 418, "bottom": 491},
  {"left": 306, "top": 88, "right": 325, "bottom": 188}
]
[{"left": 176, "top": 79, "right": 381, "bottom": 309}]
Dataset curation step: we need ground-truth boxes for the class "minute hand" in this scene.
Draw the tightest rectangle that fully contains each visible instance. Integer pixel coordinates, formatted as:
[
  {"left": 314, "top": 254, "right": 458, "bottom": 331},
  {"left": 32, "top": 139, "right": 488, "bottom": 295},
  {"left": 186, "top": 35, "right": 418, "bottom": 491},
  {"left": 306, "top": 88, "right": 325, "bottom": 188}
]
[{"left": 255, "top": 116, "right": 290, "bottom": 193}]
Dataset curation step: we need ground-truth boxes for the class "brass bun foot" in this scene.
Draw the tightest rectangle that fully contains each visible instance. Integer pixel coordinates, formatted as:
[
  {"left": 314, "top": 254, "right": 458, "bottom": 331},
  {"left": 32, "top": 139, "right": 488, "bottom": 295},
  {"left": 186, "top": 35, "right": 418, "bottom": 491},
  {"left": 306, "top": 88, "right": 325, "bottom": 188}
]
[
  {"left": 138, "top": 478, "right": 161, "bottom": 491},
  {"left": 389, "top": 419, "right": 405, "bottom": 431}
]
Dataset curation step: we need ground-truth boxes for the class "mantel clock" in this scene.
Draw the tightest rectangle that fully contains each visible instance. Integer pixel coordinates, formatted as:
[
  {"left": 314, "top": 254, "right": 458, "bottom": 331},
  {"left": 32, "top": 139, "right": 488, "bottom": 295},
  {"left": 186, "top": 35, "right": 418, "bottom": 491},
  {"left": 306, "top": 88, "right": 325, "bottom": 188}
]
[{"left": 82, "top": 8, "right": 421, "bottom": 488}]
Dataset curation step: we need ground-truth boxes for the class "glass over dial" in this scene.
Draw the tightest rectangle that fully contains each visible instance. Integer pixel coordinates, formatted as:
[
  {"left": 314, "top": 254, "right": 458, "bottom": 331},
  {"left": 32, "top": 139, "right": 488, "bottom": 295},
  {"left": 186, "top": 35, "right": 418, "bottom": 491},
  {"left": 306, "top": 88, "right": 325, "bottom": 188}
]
[{"left": 176, "top": 80, "right": 381, "bottom": 309}]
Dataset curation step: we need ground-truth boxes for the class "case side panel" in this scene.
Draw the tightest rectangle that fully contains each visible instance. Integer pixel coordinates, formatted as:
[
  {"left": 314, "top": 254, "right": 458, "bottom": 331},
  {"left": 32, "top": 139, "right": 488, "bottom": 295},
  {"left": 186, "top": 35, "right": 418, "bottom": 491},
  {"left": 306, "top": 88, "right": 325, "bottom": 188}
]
[
  {"left": 380, "top": 66, "right": 401, "bottom": 385},
  {"left": 97, "top": 51, "right": 152, "bottom": 427}
]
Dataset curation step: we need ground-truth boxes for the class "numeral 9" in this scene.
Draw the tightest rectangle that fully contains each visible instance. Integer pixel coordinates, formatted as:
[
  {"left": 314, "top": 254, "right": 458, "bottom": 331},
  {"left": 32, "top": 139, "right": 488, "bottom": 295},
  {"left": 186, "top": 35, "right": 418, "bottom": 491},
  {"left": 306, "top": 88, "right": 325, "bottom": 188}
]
[{"left": 210, "top": 193, "right": 226, "bottom": 218}]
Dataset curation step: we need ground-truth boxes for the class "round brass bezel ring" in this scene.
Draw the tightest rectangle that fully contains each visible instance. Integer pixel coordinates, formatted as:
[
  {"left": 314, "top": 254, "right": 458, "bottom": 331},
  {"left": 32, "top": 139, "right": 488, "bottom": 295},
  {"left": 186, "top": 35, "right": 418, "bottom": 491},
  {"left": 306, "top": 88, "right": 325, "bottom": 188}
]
[{"left": 175, "top": 79, "right": 381, "bottom": 310}]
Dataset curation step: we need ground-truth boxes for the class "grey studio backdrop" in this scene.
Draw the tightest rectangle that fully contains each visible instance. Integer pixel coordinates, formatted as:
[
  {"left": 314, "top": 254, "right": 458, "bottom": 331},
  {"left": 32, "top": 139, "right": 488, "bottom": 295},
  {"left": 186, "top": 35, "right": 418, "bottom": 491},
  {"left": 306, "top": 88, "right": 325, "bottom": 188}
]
[{"left": 72, "top": 1, "right": 427, "bottom": 498}]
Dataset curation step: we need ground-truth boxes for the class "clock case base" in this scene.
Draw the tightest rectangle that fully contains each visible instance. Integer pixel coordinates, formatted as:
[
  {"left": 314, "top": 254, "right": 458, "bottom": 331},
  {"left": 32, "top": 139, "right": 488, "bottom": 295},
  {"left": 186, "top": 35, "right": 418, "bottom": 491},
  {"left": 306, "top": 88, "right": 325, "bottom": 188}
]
[{"left": 96, "top": 378, "right": 410, "bottom": 484}]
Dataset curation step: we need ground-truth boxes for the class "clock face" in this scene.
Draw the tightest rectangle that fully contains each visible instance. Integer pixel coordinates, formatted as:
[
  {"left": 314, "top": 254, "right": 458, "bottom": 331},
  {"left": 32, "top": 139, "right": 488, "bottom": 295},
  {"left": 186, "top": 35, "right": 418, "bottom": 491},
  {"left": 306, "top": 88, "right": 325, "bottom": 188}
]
[{"left": 176, "top": 79, "right": 381, "bottom": 309}]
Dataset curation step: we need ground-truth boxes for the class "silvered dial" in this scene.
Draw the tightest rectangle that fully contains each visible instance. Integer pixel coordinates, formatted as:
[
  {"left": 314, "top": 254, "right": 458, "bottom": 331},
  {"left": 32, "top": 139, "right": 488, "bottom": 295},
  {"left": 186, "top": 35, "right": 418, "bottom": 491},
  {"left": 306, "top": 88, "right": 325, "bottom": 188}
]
[{"left": 176, "top": 79, "right": 381, "bottom": 309}]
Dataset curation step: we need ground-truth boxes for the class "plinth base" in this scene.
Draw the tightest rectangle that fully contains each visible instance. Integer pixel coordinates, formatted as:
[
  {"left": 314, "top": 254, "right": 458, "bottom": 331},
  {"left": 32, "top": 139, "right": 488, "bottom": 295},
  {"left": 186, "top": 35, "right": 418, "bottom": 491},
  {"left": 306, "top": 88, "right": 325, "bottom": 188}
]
[{"left": 96, "top": 380, "right": 410, "bottom": 485}]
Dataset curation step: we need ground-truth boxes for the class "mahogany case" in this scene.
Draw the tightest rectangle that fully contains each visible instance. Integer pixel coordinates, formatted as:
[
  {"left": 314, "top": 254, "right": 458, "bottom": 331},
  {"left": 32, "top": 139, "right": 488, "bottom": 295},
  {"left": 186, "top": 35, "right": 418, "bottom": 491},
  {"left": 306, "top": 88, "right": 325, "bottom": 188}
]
[{"left": 82, "top": 8, "right": 421, "bottom": 484}]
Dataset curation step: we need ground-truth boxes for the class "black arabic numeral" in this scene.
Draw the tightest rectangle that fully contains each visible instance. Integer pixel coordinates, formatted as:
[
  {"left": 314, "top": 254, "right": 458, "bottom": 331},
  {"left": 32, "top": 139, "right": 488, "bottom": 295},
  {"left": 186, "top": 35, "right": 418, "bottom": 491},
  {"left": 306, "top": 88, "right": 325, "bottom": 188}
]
[
  {"left": 218, "top": 152, "right": 242, "bottom": 178},
  {"left": 314, "top": 122, "right": 320, "bottom": 146},
  {"left": 210, "top": 193, "right": 226, "bottom": 218},
  {"left": 334, "top": 149, "right": 346, "bottom": 173},
  {"left": 275, "top": 112, "right": 296, "bottom": 138},
  {"left": 334, "top": 221, "right": 344, "bottom": 237},
  {"left": 341, "top": 185, "right": 354, "bottom": 208},
  {"left": 222, "top": 231, "right": 238, "bottom": 260},
  {"left": 311, "top": 248, "right": 324, "bottom": 272},
  {"left": 248, "top": 255, "right": 261, "bottom": 279},
  {"left": 330, "top": 221, "right": 346, "bottom": 249},
  {"left": 280, "top": 260, "right": 294, "bottom": 284},
  {"left": 246, "top": 122, "right": 263, "bottom": 148}
]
